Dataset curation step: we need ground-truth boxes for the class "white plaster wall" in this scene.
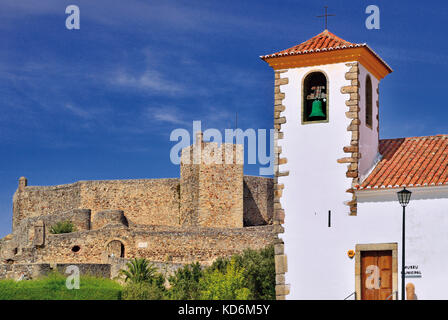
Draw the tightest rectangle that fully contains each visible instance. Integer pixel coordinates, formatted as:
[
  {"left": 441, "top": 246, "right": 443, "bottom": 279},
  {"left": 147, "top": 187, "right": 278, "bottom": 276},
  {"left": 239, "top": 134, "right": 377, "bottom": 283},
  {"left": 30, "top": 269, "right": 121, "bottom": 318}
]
[
  {"left": 356, "top": 189, "right": 448, "bottom": 300},
  {"left": 283, "top": 184, "right": 448, "bottom": 300},
  {"left": 278, "top": 61, "right": 448, "bottom": 300},
  {"left": 278, "top": 62, "right": 355, "bottom": 299},
  {"left": 358, "top": 64, "right": 380, "bottom": 179}
]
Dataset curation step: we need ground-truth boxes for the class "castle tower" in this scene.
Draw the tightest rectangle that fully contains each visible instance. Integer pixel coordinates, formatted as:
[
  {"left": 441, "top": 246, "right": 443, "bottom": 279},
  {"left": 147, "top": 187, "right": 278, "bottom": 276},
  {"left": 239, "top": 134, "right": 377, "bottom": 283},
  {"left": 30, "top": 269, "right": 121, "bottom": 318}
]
[
  {"left": 261, "top": 30, "right": 392, "bottom": 299},
  {"left": 180, "top": 132, "right": 244, "bottom": 228}
]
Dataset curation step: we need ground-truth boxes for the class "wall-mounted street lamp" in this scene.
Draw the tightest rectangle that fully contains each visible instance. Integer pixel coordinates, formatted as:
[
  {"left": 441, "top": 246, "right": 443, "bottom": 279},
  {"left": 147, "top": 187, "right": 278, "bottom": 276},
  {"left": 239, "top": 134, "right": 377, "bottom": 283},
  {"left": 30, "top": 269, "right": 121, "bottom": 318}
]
[{"left": 397, "top": 187, "right": 412, "bottom": 300}]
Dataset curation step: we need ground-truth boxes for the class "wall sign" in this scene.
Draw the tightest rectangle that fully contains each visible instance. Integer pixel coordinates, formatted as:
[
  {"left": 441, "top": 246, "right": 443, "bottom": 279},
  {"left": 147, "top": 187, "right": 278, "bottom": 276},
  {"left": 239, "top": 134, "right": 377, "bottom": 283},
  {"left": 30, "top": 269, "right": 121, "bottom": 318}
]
[
  {"left": 137, "top": 242, "right": 148, "bottom": 248},
  {"left": 405, "top": 265, "right": 422, "bottom": 278}
]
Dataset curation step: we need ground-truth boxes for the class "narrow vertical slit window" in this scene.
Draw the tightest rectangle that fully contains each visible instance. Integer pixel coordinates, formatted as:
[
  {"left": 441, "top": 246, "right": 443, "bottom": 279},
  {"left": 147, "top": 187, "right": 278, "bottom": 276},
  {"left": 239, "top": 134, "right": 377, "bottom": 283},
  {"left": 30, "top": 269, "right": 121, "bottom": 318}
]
[{"left": 366, "top": 75, "right": 373, "bottom": 128}]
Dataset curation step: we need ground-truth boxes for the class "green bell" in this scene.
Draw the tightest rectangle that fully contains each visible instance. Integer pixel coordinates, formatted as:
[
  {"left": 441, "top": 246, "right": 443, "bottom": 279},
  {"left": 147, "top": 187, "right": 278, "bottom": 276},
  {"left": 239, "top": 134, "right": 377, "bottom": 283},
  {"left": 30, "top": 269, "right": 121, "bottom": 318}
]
[{"left": 308, "top": 99, "right": 325, "bottom": 118}]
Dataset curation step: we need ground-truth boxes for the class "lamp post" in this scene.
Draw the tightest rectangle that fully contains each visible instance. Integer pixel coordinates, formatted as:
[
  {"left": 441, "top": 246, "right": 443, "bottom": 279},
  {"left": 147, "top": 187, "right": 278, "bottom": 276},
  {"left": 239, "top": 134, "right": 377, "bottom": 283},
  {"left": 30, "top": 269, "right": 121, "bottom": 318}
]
[{"left": 397, "top": 187, "right": 412, "bottom": 300}]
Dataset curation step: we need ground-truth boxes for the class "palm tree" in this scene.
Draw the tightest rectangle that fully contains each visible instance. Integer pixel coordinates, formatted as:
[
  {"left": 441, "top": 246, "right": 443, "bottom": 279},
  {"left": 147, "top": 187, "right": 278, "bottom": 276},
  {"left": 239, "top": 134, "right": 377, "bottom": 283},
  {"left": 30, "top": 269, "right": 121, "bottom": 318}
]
[{"left": 119, "top": 258, "right": 158, "bottom": 283}]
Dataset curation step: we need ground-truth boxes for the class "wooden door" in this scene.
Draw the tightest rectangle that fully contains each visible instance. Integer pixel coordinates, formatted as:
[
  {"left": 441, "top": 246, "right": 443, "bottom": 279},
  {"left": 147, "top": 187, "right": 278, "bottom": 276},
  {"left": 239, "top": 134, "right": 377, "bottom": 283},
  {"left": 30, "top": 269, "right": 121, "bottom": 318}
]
[{"left": 361, "top": 250, "right": 393, "bottom": 300}]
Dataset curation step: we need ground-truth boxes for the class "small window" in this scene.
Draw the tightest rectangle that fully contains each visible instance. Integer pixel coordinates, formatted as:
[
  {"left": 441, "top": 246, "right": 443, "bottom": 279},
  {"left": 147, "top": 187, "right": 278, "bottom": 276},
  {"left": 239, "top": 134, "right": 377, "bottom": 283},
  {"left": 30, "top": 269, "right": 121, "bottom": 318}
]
[
  {"left": 366, "top": 75, "right": 373, "bottom": 128},
  {"left": 71, "top": 245, "right": 81, "bottom": 253},
  {"left": 302, "top": 71, "right": 328, "bottom": 124}
]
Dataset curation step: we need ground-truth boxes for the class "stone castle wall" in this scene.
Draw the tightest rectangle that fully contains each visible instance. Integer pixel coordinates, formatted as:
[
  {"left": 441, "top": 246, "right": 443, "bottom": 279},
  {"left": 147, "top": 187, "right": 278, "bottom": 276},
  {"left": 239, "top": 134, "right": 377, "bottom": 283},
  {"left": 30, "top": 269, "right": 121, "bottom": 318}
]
[
  {"left": 11, "top": 138, "right": 273, "bottom": 232},
  {"left": 22, "top": 225, "right": 274, "bottom": 265},
  {"left": 180, "top": 160, "right": 200, "bottom": 226},
  {"left": 2, "top": 139, "right": 276, "bottom": 281},
  {"left": 197, "top": 144, "right": 244, "bottom": 228},
  {"left": 11, "top": 209, "right": 91, "bottom": 251},
  {"left": 180, "top": 138, "right": 245, "bottom": 228},
  {"left": 12, "top": 175, "right": 273, "bottom": 230},
  {"left": 13, "top": 182, "right": 82, "bottom": 231},
  {"left": 13, "top": 176, "right": 273, "bottom": 231},
  {"left": 79, "top": 179, "right": 181, "bottom": 226},
  {"left": 243, "top": 176, "right": 274, "bottom": 226},
  {"left": 13, "top": 179, "right": 181, "bottom": 230},
  {"left": 0, "top": 263, "right": 112, "bottom": 280}
]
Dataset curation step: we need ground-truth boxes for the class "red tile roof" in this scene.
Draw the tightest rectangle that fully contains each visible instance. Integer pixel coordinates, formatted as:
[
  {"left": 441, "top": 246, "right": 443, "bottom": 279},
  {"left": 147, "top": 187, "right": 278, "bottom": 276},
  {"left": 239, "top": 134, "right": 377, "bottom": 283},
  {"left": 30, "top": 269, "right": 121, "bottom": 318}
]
[
  {"left": 260, "top": 30, "right": 392, "bottom": 73},
  {"left": 357, "top": 135, "right": 448, "bottom": 190},
  {"left": 261, "top": 29, "right": 365, "bottom": 58}
]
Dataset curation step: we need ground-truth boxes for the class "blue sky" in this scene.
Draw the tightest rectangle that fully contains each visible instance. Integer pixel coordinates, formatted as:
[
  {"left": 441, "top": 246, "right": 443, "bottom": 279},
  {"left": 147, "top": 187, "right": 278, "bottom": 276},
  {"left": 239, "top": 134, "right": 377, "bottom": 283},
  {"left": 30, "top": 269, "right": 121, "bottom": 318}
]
[{"left": 1, "top": 0, "right": 447, "bottom": 237}]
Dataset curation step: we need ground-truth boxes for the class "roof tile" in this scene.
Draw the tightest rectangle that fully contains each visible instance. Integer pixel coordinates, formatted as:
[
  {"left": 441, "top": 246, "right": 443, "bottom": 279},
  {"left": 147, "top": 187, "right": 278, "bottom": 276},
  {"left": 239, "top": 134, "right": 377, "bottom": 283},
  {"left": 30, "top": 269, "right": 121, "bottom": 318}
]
[
  {"left": 264, "top": 30, "right": 358, "bottom": 58},
  {"left": 358, "top": 135, "right": 448, "bottom": 190}
]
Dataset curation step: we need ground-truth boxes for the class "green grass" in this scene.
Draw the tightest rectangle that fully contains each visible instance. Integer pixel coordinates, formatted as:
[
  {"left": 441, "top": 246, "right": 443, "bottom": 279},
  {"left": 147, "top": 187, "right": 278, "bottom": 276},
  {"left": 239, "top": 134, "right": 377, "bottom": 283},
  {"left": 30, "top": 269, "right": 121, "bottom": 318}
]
[
  {"left": 0, "top": 246, "right": 275, "bottom": 300},
  {"left": 0, "top": 273, "right": 122, "bottom": 300}
]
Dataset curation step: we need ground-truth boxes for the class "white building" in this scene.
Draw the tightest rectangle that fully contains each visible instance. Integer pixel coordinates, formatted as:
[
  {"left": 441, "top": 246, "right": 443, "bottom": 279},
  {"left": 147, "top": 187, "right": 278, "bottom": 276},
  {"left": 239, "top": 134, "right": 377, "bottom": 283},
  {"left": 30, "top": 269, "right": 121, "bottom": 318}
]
[{"left": 262, "top": 30, "right": 448, "bottom": 300}]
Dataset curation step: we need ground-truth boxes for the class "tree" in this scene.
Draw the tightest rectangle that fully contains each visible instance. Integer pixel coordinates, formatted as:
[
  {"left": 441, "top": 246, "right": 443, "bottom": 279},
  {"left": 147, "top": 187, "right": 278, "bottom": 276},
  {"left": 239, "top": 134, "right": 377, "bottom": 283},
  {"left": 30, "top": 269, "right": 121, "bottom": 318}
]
[
  {"left": 119, "top": 258, "right": 158, "bottom": 284},
  {"left": 209, "top": 245, "right": 275, "bottom": 300},
  {"left": 199, "top": 259, "right": 251, "bottom": 300},
  {"left": 167, "top": 262, "right": 203, "bottom": 300}
]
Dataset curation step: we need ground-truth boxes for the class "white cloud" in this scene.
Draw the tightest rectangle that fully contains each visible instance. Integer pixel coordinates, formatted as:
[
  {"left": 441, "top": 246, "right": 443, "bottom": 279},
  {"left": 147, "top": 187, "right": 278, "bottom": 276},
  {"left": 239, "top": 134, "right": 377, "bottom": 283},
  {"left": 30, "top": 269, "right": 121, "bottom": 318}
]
[
  {"left": 64, "top": 103, "right": 92, "bottom": 119},
  {"left": 375, "top": 45, "right": 448, "bottom": 66},
  {"left": 113, "top": 69, "right": 185, "bottom": 94},
  {"left": 145, "top": 106, "right": 190, "bottom": 126}
]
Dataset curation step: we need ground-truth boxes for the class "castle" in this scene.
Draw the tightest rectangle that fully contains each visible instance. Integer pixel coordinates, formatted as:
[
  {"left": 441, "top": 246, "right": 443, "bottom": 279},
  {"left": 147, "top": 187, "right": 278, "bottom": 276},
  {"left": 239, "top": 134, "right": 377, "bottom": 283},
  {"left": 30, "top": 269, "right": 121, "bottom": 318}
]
[{"left": 0, "top": 133, "right": 275, "bottom": 279}]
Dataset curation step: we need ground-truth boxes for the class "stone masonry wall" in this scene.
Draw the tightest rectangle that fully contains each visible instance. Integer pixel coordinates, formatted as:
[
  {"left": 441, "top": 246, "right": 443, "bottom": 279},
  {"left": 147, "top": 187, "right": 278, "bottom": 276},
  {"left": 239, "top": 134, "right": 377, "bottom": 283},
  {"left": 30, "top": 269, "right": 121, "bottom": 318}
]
[
  {"left": 180, "top": 153, "right": 200, "bottom": 227},
  {"left": 180, "top": 135, "right": 244, "bottom": 229},
  {"left": 12, "top": 209, "right": 91, "bottom": 249},
  {"left": 29, "top": 225, "right": 275, "bottom": 265},
  {"left": 80, "top": 179, "right": 180, "bottom": 226},
  {"left": 11, "top": 174, "right": 273, "bottom": 233},
  {"left": 13, "top": 179, "right": 181, "bottom": 228},
  {"left": 0, "top": 263, "right": 111, "bottom": 280},
  {"left": 273, "top": 70, "right": 289, "bottom": 300},
  {"left": 198, "top": 144, "right": 244, "bottom": 228},
  {"left": 13, "top": 182, "right": 81, "bottom": 231},
  {"left": 339, "top": 62, "right": 361, "bottom": 215},
  {"left": 243, "top": 176, "right": 274, "bottom": 226}
]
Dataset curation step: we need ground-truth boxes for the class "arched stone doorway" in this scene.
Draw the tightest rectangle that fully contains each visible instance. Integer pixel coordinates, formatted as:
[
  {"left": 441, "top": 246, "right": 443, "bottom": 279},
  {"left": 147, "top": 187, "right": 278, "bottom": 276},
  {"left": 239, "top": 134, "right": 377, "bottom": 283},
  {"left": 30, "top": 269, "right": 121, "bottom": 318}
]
[{"left": 105, "top": 240, "right": 125, "bottom": 258}]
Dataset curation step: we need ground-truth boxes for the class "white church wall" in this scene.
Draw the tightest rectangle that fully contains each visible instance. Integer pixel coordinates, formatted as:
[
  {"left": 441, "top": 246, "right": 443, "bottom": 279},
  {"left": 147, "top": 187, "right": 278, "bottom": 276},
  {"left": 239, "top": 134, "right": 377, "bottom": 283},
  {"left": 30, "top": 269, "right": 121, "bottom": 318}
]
[
  {"left": 278, "top": 60, "right": 448, "bottom": 300},
  {"left": 283, "top": 185, "right": 448, "bottom": 300},
  {"left": 356, "top": 187, "right": 448, "bottom": 300},
  {"left": 358, "top": 64, "right": 380, "bottom": 179},
  {"left": 278, "top": 62, "right": 355, "bottom": 299}
]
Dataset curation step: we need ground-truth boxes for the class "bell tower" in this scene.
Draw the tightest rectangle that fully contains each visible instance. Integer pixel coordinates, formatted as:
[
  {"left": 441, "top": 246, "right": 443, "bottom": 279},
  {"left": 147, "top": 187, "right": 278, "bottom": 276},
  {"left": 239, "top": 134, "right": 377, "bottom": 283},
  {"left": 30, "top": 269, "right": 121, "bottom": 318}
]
[{"left": 261, "top": 30, "right": 392, "bottom": 299}]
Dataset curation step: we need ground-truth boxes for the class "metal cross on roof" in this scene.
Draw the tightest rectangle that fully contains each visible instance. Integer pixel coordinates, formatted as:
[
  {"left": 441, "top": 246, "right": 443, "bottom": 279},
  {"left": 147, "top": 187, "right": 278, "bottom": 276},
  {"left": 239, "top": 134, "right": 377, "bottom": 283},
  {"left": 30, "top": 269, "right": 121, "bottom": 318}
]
[{"left": 317, "top": 6, "right": 335, "bottom": 30}]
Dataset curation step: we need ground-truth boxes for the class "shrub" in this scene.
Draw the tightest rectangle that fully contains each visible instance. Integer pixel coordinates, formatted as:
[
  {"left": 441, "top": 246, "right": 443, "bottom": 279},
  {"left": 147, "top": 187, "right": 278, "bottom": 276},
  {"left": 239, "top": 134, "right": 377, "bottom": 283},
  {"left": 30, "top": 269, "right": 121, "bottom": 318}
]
[
  {"left": 119, "top": 258, "right": 159, "bottom": 284},
  {"left": 164, "top": 246, "right": 275, "bottom": 300},
  {"left": 119, "top": 258, "right": 167, "bottom": 300},
  {"left": 50, "top": 221, "right": 76, "bottom": 234},
  {"left": 167, "top": 262, "right": 203, "bottom": 300},
  {"left": 121, "top": 281, "right": 166, "bottom": 300},
  {"left": 209, "top": 245, "right": 275, "bottom": 300},
  {"left": 199, "top": 259, "right": 251, "bottom": 300}
]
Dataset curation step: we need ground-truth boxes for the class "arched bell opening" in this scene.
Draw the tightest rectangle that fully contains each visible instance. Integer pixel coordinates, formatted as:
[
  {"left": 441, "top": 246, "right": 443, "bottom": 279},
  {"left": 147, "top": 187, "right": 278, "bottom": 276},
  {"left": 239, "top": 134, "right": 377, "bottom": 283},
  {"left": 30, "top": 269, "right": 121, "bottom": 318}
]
[{"left": 302, "top": 71, "right": 329, "bottom": 124}]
